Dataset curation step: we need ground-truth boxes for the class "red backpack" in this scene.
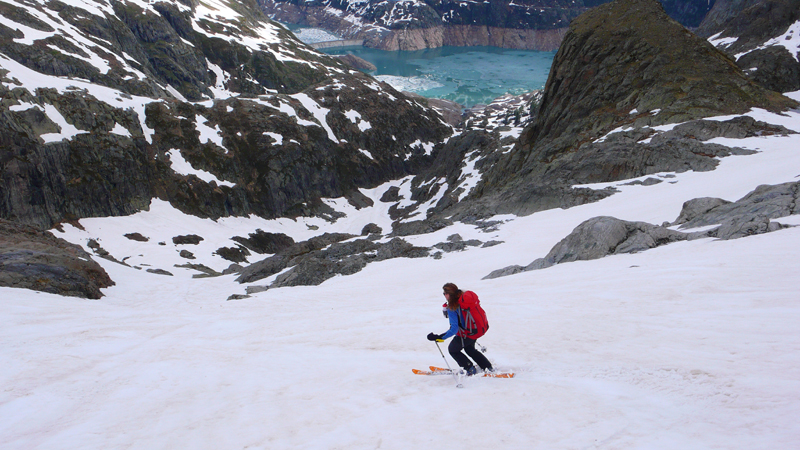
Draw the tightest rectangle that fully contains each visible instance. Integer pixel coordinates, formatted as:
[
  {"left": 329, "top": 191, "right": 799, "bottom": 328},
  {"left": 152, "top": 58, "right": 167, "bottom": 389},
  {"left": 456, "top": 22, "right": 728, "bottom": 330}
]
[{"left": 456, "top": 291, "right": 489, "bottom": 339}]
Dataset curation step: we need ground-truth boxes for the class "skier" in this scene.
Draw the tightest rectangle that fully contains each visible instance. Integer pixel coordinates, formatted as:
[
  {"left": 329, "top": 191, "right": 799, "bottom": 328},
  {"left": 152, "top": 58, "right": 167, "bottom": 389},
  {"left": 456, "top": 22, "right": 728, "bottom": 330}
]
[{"left": 427, "top": 282, "right": 493, "bottom": 376}]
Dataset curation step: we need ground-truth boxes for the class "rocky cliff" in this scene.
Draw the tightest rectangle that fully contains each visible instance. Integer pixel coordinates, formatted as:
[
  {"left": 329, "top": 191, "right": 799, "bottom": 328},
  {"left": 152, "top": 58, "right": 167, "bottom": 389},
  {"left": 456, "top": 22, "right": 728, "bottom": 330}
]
[
  {"left": 447, "top": 0, "right": 796, "bottom": 217},
  {"left": 0, "top": 0, "right": 452, "bottom": 230},
  {"left": 258, "top": 0, "right": 715, "bottom": 51},
  {"left": 697, "top": 0, "right": 800, "bottom": 93}
]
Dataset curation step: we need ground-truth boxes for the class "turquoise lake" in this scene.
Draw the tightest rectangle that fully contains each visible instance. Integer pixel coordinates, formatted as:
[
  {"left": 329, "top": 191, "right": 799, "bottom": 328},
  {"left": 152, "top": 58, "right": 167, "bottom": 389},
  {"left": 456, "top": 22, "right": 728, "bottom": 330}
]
[{"left": 321, "top": 46, "right": 555, "bottom": 107}]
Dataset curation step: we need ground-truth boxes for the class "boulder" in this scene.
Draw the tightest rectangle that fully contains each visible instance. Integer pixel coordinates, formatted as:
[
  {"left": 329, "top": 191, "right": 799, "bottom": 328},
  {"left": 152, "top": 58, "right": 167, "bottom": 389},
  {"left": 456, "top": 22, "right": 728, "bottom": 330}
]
[
  {"left": 173, "top": 234, "right": 204, "bottom": 245},
  {"left": 673, "top": 197, "right": 732, "bottom": 225},
  {"left": 484, "top": 216, "right": 688, "bottom": 279},
  {"left": 676, "top": 181, "right": 800, "bottom": 229}
]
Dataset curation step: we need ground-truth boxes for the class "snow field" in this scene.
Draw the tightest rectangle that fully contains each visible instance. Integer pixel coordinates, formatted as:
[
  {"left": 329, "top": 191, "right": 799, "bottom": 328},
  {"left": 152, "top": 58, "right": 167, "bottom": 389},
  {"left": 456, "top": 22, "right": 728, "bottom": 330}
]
[{"left": 2, "top": 223, "right": 799, "bottom": 448}]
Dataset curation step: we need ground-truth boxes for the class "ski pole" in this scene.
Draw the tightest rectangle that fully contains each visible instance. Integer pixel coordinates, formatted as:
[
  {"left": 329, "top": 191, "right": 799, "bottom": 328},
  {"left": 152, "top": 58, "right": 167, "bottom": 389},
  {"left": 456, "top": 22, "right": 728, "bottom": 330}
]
[
  {"left": 474, "top": 339, "right": 496, "bottom": 369},
  {"left": 435, "top": 340, "right": 463, "bottom": 388}
]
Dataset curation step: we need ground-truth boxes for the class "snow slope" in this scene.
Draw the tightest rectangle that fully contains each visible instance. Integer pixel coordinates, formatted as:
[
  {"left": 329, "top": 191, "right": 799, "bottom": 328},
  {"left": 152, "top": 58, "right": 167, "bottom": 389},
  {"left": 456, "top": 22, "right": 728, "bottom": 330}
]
[{"left": 1, "top": 100, "right": 800, "bottom": 448}]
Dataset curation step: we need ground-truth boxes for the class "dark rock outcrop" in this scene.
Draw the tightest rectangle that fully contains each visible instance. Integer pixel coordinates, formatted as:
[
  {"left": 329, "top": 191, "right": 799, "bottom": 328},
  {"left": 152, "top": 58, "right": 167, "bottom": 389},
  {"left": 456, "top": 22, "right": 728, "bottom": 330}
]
[
  {"left": 215, "top": 245, "right": 251, "bottom": 263},
  {"left": 124, "top": 233, "right": 149, "bottom": 242},
  {"left": 697, "top": 0, "right": 800, "bottom": 92},
  {"left": 360, "top": 223, "right": 382, "bottom": 236},
  {"left": 737, "top": 46, "right": 800, "bottom": 93},
  {"left": 236, "top": 232, "right": 357, "bottom": 283},
  {"left": 236, "top": 233, "right": 429, "bottom": 287},
  {"left": 433, "top": 234, "right": 483, "bottom": 253},
  {"left": 232, "top": 230, "right": 296, "bottom": 254},
  {"left": 0, "top": 219, "right": 114, "bottom": 298},
  {"left": 146, "top": 268, "right": 174, "bottom": 276},
  {"left": 173, "top": 234, "right": 204, "bottom": 245}
]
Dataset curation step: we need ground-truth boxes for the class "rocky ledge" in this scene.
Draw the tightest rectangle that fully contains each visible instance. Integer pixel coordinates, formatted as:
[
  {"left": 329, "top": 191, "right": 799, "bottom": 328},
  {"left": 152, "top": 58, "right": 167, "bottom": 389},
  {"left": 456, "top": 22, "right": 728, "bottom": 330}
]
[
  {"left": 484, "top": 181, "right": 800, "bottom": 279},
  {"left": 0, "top": 219, "right": 114, "bottom": 299}
]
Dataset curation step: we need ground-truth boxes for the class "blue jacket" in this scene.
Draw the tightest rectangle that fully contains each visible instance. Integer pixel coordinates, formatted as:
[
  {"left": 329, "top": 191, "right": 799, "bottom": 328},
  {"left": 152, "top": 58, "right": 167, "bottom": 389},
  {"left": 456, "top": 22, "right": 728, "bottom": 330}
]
[{"left": 441, "top": 308, "right": 461, "bottom": 340}]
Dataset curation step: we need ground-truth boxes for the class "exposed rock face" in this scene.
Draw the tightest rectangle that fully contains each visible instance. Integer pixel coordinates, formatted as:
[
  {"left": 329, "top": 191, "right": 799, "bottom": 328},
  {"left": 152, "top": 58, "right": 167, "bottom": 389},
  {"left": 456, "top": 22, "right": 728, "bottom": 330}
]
[
  {"left": 370, "top": 25, "right": 569, "bottom": 51},
  {"left": 696, "top": 0, "right": 800, "bottom": 93},
  {"left": 737, "top": 47, "right": 800, "bottom": 93},
  {"left": 259, "top": 0, "right": 582, "bottom": 51},
  {"left": 259, "top": 0, "right": 714, "bottom": 51},
  {"left": 540, "top": 117, "right": 790, "bottom": 186},
  {"left": 0, "top": 78, "right": 450, "bottom": 228},
  {"left": 145, "top": 75, "right": 450, "bottom": 222},
  {"left": 0, "top": 84, "right": 156, "bottom": 230},
  {"left": 520, "top": 0, "right": 792, "bottom": 155},
  {"left": 0, "top": 0, "right": 452, "bottom": 230},
  {"left": 484, "top": 181, "right": 799, "bottom": 279},
  {"left": 0, "top": 0, "right": 335, "bottom": 101},
  {"left": 468, "top": 0, "right": 796, "bottom": 217},
  {"left": 697, "top": 0, "right": 799, "bottom": 51},
  {"left": 0, "top": 219, "right": 114, "bottom": 298}
]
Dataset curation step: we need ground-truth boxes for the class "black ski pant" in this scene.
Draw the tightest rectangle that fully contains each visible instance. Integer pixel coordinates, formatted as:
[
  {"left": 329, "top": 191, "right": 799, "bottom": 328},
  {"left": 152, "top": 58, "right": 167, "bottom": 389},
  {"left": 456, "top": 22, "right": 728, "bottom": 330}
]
[{"left": 448, "top": 335, "right": 492, "bottom": 371}]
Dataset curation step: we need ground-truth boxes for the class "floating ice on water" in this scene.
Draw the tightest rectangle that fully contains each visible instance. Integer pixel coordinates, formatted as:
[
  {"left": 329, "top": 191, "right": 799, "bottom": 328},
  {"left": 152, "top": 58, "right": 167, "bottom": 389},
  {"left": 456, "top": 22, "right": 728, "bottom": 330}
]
[
  {"left": 291, "top": 27, "right": 341, "bottom": 44},
  {"left": 374, "top": 75, "right": 444, "bottom": 93}
]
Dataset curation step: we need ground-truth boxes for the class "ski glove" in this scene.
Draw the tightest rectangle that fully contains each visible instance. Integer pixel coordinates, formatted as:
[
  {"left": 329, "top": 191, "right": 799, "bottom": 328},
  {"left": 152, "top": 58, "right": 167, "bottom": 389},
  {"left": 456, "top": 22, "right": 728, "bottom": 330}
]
[{"left": 427, "top": 332, "right": 443, "bottom": 342}]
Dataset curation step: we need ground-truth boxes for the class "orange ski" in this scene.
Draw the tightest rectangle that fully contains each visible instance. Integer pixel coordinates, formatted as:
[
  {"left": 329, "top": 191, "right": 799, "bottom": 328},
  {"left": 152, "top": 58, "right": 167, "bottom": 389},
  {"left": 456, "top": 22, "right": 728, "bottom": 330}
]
[
  {"left": 412, "top": 368, "right": 451, "bottom": 375},
  {"left": 428, "top": 366, "right": 515, "bottom": 378}
]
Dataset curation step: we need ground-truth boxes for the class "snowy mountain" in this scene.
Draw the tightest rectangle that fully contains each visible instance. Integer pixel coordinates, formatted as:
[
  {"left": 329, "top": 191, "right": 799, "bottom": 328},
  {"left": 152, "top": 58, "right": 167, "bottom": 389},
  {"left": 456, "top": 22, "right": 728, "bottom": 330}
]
[
  {"left": 1, "top": 0, "right": 800, "bottom": 447},
  {"left": 258, "top": 0, "right": 716, "bottom": 50},
  {"left": 0, "top": 0, "right": 459, "bottom": 296},
  {"left": 0, "top": 4, "right": 453, "bottom": 217}
]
